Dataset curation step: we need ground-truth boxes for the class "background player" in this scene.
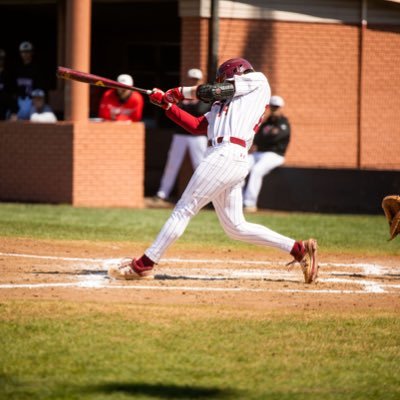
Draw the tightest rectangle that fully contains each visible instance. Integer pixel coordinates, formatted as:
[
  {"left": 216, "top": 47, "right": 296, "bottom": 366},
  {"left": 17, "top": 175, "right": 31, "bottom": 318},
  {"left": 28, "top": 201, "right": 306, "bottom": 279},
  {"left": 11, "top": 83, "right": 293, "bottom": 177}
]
[
  {"left": 98, "top": 74, "right": 144, "bottom": 122},
  {"left": 154, "top": 68, "right": 210, "bottom": 205},
  {"left": 15, "top": 41, "right": 45, "bottom": 120},
  {"left": 109, "top": 58, "right": 318, "bottom": 284},
  {"left": 243, "top": 95, "right": 291, "bottom": 212}
]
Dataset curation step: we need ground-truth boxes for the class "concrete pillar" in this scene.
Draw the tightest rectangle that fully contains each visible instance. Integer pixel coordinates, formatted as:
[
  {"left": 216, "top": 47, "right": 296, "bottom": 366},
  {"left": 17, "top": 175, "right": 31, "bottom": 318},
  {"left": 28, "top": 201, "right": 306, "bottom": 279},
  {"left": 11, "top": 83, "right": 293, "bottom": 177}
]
[{"left": 65, "top": 0, "right": 91, "bottom": 121}]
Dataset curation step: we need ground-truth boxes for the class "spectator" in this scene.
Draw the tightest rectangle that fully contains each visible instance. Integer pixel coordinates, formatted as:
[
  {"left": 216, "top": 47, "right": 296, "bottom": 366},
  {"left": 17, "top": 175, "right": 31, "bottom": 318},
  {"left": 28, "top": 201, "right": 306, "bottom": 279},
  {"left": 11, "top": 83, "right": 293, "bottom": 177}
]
[
  {"left": 0, "top": 49, "right": 18, "bottom": 120},
  {"left": 154, "top": 68, "right": 210, "bottom": 205},
  {"left": 243, "top": 95, "right": 291, "bottom": 212},
  {"left": 16, "top": 41, "right": 45, "bottom": 120},
  {"left": 98, "top": 74, "right": 144, "bottom": 122},
  {"left": 29, "top": 89, "right": 57, "bottom": 123}
]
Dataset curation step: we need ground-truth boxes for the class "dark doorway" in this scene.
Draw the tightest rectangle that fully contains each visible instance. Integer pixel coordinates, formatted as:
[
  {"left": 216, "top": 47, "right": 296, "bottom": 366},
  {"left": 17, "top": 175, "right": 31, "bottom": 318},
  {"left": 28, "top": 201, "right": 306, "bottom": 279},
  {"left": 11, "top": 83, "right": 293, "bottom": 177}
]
[{"left": 0, "top": 3, "right": 58, "bottom": 91}]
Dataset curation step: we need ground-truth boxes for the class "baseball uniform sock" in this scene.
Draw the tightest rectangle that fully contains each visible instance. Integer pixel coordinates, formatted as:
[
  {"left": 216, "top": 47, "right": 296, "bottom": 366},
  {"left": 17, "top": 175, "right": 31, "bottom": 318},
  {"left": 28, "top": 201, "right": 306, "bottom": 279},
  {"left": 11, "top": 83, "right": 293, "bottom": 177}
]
[
  {"left": 137, "top": 254, "right": 155, "bottom": 268},
  {"left": 290, "top": 241, "right": 305, "bottom": 262}
]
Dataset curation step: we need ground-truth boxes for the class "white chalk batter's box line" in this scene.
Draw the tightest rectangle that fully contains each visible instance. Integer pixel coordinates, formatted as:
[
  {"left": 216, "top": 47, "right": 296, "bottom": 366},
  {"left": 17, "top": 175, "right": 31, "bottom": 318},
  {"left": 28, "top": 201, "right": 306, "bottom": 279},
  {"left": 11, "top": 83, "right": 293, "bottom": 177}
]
[
  {"left": 0, "top": 252, "right": 397, "bottom": 270},
  {"left": 0, "top": 252, "right": 399, "bottom": 294}
]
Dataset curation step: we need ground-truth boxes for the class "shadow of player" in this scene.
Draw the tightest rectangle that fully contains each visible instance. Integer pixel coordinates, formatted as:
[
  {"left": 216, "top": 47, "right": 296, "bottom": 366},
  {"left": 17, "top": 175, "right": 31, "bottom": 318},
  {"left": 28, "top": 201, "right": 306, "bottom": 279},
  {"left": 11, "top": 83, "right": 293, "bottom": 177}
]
[{"left": 86, "top": 382, "right": 237, "bottom": 399}]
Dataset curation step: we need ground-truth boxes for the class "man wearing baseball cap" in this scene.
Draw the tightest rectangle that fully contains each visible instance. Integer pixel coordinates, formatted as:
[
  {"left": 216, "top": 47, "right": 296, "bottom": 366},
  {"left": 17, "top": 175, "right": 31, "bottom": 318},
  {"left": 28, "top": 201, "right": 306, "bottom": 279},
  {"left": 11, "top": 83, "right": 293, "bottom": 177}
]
[
  {"left": 19, "top": 41, "right": 33, "bottom": 52},
  {"left": 109, "top": 58, "right": 318, "bottom": 284},
  {"left": 153, "top": 68, "right": 210, "bottom": 205},
  {"left": 16, "top": 41, "right": 45, "bottom": 119},
  {"left": 29, "top": 88, "right": 57, "bottom": 123},
  {"left": 243, "top": 95, "right": 291, "bottom": 212},
  {"left": 98, "top": 74, "right": 144, "bottom": 122}
]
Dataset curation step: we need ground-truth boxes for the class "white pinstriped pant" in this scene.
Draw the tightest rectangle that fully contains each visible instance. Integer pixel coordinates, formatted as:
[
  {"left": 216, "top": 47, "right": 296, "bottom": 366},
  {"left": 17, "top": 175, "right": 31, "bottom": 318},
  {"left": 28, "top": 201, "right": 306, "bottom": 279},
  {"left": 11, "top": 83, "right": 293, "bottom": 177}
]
[{"left": 145, "top": 143, "right": 295, "bottom": 263}]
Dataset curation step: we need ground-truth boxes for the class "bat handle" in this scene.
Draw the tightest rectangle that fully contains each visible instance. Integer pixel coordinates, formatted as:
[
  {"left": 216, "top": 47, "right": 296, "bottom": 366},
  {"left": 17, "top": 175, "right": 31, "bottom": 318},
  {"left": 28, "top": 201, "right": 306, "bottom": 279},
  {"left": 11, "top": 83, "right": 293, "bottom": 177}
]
[{"left": 145, "top": 89, "right": 153, "bottom": 95}]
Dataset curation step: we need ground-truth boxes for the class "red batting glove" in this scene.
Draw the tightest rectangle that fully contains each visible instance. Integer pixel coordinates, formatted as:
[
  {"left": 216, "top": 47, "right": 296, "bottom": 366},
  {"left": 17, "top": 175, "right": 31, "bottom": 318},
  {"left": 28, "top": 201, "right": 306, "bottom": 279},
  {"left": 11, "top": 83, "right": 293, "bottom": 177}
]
[
  {"left": 149, "top": 88, "right": 171, "bottom": 110},
  {"left": 164, "top": 87, "right": 184, "bottom": 104}
]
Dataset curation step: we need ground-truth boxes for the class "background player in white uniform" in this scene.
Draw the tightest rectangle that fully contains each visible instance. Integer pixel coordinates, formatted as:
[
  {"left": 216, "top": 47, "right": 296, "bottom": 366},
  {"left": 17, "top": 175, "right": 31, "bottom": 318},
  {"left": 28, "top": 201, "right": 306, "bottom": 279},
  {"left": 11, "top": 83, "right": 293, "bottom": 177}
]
[
  {"left": 109, "top": 58, "right": 318, "bottom": 283},
  {"left": 243, "top": 95, "right": 290, "bottom": 212},
  {"left": 155, "top": 69, "right": 209, "bottom": 203}
]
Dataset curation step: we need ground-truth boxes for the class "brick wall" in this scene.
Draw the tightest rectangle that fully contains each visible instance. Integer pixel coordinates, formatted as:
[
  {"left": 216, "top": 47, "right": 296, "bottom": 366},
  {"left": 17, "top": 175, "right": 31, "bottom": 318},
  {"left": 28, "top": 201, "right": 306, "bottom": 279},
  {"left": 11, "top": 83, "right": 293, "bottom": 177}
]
[
  {"left": 73, "top": 122, "right": 145, "bottom": 207},
  {"left": 0, "top": 122, "right": 145, "bottom": 207},
  {"left": 181, "top": 17, "right": 210, "bottom": 83},
  {"left": 361, "top": 25, "right": 400, "bottom": 170},
  {"left": 263, "top": 21, "right": 360, "bottom": 168},
  {"left": 181, "top": 17, "right": 400, "bottom": 170},
  {"left": 0, "top": 122, "right": 73, "bottom": 203}
]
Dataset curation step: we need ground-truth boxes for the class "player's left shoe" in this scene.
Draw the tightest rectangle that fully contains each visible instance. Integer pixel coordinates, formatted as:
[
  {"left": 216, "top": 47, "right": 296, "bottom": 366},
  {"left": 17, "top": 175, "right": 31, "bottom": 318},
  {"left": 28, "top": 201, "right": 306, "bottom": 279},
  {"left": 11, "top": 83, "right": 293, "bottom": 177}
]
[
  {"left": 287, "top": 238, "right": 319, "bottom": 283},
  {"left": 108, "top": 258, "right": 154, "bottom": 280}
]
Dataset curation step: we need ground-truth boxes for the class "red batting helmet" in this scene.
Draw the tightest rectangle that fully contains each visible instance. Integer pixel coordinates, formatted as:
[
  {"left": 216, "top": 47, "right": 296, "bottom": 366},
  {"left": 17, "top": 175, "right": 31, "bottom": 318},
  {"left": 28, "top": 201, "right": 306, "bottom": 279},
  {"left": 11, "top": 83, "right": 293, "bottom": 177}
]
[{"left": 216, "top": 58, "right": 254, "bottom": 82}]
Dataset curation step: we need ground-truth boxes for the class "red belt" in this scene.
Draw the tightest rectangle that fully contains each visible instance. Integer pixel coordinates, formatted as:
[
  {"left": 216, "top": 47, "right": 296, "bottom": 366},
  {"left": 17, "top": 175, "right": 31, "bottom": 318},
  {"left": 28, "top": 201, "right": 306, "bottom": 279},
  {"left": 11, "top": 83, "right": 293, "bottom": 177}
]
[{"left": 207, "top": 137, "right": 246, "bottom": 148}]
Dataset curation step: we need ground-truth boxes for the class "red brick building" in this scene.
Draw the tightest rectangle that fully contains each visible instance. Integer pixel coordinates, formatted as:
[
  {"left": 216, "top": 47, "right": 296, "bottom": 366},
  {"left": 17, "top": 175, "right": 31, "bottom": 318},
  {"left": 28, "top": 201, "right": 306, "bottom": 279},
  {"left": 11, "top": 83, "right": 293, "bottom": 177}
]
[
  {"left": 179, "top": 0, "right": 400, "bottom": 170},
  {"left": 0, "top": 0, "right": 399, "bottom": 211}
]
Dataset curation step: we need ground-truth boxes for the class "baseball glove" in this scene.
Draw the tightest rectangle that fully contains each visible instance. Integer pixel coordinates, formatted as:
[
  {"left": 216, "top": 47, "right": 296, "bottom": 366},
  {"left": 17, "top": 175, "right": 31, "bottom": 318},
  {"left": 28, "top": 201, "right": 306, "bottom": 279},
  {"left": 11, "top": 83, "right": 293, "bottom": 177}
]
[{"left": 382, "top": 195, "right": 400, "bottom": 241}]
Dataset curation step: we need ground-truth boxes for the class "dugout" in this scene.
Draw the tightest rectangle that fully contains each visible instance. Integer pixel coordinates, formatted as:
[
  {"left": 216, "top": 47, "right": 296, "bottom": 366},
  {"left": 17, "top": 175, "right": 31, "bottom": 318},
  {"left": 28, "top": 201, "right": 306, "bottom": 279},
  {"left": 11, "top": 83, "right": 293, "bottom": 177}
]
[{"left": 0, "top": 0, "right": 180, "bottom": 208}]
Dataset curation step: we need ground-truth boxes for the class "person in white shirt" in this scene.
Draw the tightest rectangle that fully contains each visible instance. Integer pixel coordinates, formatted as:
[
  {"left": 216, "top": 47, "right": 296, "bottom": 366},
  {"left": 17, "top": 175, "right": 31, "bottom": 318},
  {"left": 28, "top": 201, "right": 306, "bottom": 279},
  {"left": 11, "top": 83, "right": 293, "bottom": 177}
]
[
  {"left": 154, "top": 68, "right": 210, "bottom": 205},
  {"left": 29, "top": 89, "right": 57, "bottom": 123}
]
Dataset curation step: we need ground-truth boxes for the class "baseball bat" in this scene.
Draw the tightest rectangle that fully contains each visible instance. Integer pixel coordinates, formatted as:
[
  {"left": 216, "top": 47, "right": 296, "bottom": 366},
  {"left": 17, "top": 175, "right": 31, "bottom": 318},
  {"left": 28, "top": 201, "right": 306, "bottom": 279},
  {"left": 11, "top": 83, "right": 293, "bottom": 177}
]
[{"left": 56, "top": 66, "right": 153, "bottom": 95}]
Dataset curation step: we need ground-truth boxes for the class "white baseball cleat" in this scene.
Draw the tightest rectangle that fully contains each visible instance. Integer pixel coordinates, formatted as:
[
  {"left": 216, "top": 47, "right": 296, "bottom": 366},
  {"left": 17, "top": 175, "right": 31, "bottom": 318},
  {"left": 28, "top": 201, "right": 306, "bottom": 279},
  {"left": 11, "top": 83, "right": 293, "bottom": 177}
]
[
  {"left": 299, "top": 239, "right": 319, "bottom": 284},
  {"left": 287, "top": 238, "right": 319, "bottom": 284},
  {"left": 108, "top": 258, "right": 154, "bottom": 280}
]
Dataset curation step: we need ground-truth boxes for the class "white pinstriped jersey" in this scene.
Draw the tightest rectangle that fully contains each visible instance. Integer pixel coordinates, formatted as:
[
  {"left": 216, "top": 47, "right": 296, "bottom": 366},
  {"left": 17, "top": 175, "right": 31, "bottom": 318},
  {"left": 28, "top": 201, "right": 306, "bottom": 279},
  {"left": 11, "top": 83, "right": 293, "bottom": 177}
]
[{"left": 205, "top": 72, "right": 270, "bottom": 148}]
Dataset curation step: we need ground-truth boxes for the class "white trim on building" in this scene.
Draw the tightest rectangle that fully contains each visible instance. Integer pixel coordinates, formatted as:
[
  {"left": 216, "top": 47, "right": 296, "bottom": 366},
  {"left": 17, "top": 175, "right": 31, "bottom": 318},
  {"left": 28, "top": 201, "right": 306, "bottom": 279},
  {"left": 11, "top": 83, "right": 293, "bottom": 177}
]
[{"left": 179, "top": 0, "right": 400, "bottom": 25}]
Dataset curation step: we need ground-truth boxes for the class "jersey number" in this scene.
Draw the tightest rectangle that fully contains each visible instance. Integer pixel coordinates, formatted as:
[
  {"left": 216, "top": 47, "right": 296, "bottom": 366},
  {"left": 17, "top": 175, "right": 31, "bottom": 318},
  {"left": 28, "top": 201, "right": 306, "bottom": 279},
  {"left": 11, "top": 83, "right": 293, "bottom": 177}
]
[{"left": 253, "top": 105, "right": 269, "bottom": 132}]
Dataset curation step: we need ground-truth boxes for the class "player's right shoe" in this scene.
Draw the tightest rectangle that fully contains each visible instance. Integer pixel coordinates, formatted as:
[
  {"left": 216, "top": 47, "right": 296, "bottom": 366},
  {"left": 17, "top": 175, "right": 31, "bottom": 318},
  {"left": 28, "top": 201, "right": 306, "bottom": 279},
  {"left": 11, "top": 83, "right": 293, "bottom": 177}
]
[
  {"left": 148, "top": 195, "right": 174, "bottom": 209},
  {"left": 108, "top": 258, "right": 154, "bottom": 280},
  {"left": 287, "top": 238, "right": 319, "bottom": 284},
  {"left": 244, "top": 205, "right": 258, "bottom": 213}
]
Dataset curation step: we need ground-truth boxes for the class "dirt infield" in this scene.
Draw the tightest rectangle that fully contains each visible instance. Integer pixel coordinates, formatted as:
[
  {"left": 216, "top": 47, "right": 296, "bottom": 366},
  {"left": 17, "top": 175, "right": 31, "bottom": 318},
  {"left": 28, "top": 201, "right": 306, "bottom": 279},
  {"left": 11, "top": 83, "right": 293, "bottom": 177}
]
[{"left": 1, "top": 237, "right": 399, "bottom": 314}]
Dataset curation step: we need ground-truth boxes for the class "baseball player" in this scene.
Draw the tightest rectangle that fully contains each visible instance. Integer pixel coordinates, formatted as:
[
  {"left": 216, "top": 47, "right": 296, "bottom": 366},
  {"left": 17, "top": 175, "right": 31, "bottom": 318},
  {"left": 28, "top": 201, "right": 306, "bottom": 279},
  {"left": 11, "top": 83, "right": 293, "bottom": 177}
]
[
  {"left": 155, "top": 69, "right": 210, "bottom": 204},
  {"left": 109, "top": 58, "right": 318, "bottom": 284},
  {"left": 98, "top": 74, "right": 144, "bottom": 122},
  {"left": 243, "top": 95, "right": 290, "bottom": 212}
]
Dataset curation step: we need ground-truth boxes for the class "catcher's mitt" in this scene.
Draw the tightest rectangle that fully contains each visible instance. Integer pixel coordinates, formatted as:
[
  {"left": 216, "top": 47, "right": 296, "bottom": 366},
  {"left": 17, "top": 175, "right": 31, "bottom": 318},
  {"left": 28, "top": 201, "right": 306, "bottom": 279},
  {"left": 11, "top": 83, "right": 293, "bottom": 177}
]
[{"left": 382, "top": 195, "right": 400, "bottom": 241}]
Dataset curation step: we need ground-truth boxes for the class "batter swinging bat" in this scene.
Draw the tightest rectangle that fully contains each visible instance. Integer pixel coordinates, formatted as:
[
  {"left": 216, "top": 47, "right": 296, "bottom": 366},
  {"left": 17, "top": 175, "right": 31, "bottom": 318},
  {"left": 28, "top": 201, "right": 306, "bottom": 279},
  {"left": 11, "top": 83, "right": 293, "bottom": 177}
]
[{"left": 56, "top": 66, "right": 153, "bottom": 95}]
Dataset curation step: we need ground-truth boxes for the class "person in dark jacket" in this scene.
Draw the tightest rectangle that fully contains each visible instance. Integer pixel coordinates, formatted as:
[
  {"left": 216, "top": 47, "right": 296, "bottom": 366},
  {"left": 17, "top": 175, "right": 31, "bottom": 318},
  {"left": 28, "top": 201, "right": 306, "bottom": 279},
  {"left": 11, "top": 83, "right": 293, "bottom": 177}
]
[
  {"left": 0, "top": 49, "right": 18, "bottom": 120},
  {"left": 15, "top": 41, "right": 45, "bottom": 120},
  {"left": 243, "top": 95, "right": 291, "bottom": 212}
]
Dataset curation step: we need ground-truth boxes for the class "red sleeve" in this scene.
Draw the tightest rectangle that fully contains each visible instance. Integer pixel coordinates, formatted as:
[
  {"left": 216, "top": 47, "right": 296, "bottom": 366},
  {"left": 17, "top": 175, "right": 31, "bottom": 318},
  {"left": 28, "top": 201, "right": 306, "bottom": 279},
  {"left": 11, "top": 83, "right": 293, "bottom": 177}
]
[
  {"left": 130, "top": 92, "right": 144, "bottom": 122},
  {"left": 98, "top": 91, "right": 112, "bottom": 120},
  {"left": 165, "top": 104, "right": 208, "bottom": 135}
]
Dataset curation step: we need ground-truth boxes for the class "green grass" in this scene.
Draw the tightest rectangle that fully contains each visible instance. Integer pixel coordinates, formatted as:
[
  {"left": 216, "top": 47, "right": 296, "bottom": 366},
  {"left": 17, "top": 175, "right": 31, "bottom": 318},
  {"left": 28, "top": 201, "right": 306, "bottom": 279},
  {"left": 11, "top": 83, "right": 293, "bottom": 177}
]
[
  {"left": 0, "top": 204, "right": 399, "bottom": 399},
  {"left": 0, "top": 202, "right": 398, "bottom": 256},
  {"left": 0, "top": 301, "right": 399, "bottom": 400}
]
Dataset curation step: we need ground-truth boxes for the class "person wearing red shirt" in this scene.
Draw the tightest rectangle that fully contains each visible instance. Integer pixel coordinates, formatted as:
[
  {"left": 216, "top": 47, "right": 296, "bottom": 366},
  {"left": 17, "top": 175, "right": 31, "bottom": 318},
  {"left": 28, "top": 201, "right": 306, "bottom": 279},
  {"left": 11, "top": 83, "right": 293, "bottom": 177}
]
[{"left": 98, "top": 74, "right": 144, "bottom": 122}]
